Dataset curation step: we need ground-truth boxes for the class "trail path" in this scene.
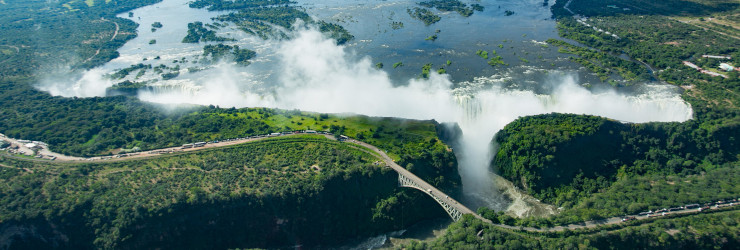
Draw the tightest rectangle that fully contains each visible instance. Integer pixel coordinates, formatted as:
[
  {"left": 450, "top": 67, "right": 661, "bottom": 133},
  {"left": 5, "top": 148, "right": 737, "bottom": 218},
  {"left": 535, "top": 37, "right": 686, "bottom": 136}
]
[{"left": 83, "top": 17, "right": 120, "bottom": 63}]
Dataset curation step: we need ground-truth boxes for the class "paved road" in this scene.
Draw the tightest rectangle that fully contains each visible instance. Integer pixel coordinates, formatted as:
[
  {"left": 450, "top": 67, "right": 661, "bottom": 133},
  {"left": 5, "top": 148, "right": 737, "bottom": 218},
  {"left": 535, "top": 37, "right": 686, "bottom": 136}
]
[
  {"left": 1, "top": 134, "right": 311, "bottom": 163},
  {"left": 3, "top": 133, "right": 736, "bottom": 232},
  {"left": 2, "top": 132, "right": 486, "bottom": 222},
  {"left": 490, "top": 202, "right": 739, "bottom": 232}
]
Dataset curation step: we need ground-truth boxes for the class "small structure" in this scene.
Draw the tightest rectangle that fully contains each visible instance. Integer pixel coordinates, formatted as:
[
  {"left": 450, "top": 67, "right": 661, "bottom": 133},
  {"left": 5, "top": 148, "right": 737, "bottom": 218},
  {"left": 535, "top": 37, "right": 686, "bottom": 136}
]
[
  {"left": 720, "top": 63, "right": 734, "bottom": 72},
  {"left": 683, "top": 61, "right": 701, "bottom": 70},
  {"left": 701, "top": 70, "right": 727, "bottom": 78},
  {"left": 702, "top": 55, "right": 732, "bottom": 59},
  {"left": 685, "top": 204, "right": 700, "bottom": 209},
  {"left": 621, "top": 216, "right": 635, "bottom": 222},
  {"left": 24, "top": 143, "right": 41, "bottom": 149}
]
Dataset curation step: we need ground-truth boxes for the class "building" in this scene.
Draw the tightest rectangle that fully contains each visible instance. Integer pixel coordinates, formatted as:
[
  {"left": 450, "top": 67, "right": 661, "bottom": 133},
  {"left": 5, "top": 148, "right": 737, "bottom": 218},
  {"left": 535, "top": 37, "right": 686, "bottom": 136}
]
[
  {"left": 720, "top": 63, "right": 734, "bottom": 72},
  {"left": 702, "top": 55, "right": 732, "bottom": 59},
  {"left": 683, "top": 61, "right": 701, "bottom": 70},
  {"left": 701, "top": 70, "right": 727, "bottom": 78}
]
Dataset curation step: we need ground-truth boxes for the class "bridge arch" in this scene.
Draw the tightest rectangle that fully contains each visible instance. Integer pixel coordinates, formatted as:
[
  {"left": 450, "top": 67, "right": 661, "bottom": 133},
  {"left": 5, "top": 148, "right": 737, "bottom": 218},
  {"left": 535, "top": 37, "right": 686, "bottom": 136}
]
[{"left": 398, "top": 174, "right": 463, "bottom": 221}]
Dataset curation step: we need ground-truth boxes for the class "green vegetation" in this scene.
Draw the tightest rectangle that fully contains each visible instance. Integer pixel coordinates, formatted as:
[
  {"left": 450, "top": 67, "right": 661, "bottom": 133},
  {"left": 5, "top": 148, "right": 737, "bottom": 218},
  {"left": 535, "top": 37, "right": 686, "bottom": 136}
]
[
  {"left": 196, "top": 1, "right": 352, "bottom": 44},
  {"left": 407, "top": 211, "right": 740, "bottom": 249},
  {"left": 109, "top": 80, "right": 149, "bottom": 91},
  {"left": 546, "top": 32, "right": 649, "bottom": 82},
  {"left": 160, "top": 71, "right": 180, "bottom": 80},
  {"left": 202, "top": 44, "right": 257, "bottom": 65},
  {"left": 483, "top": 1, "right": 740, "bottom": 228},
  {"left": 393, "top": 61, "right": 404, "bottom": 68},
  {"left": 0, "top": 0, "right": 161, "bottom": 77},
  {"left": 110, "top": 63, "right": 152, "bottom": 79},
  {"left": 437, "top": 68, "right": 446, "bottom": 74},
  {"left": 425, "top": 34, "right": 438, "bottom": 41},
  {"left": 476, "top": 50, "right": 506, "bottom": 66},
  {"left": 548, "top": 38, "right": 651, "bottom": 82},
  {"left": 0, "top": 79, "right": 448, "bottom": 168},
  {"left": 504, "top": 10, "right": 515, "bottom": 16},
  {"left": 215, "top": 6, "right": 310, "bottom": 39},
  {"left": 182, "top": 21, "right": 235, "bottom": 43},
  {"left": 407, "top": 7, "right": 441, "bottom": 26},
  {"left": 476, "top": 50, "right": 489, "bottom": 59},
  {"left": 0, "top": 0, "right": 445, "bottom": 247},
  {"left": 189, "top": 0, "right": 293, "bottom": 11},
  {"left": 471, "top": 4, "right": 484, "bottom": 12},
  {"left": 550, "top": 167, "right": 740, "bottom": 224},
  {"left": 551, "top": 0, "right": 738, "bottom": 17},
  {"left": 550, "top": 1, "right": 739, "bottom": 87},
  {"left": 150, "top": 21, "right": 162, "bottom": 32},
  {"left": 148, "top": 39, "right": 156, "bottom": 44},
  {"left": 391, "top": 21, "right": 404, "bottom": 30},
  {"left": 487, "top": 56, "right": 505, "bottom": 66},
  {"left": 375, "top": 62, "right": 384, "bottom": 69},
  {"left": 318, "top": 21, "right": 354, "bottom": 45},
  {"left": 421, "top": 63, "right": 433, "bottom": 78},
  {"left": 494, "top": 113, "right": 740, "bottom": 207},
  {"left": 1, "top": 0, "right": 738, "bottom": 248},
  {"left": 477, "top": 166, "right": 739, "bottom": 228},
  {"left": 418, "top": 0, "right": 484, "bottom": 17},
  {"left": 0, "top": 136, "right": 455, "bottom": 248}
]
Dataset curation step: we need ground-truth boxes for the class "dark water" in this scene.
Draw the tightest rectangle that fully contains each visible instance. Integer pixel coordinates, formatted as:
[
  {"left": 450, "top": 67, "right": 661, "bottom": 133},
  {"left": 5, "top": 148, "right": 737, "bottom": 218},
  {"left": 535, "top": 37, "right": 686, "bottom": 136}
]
[{"left": 299, "top": 0, "right": 601, "bottom": 85}]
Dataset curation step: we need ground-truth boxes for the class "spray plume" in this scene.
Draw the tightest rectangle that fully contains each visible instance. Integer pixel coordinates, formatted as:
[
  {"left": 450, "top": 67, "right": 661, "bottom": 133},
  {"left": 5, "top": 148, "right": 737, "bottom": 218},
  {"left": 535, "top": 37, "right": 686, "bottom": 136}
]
[{"left": 37, "top": 27, "right": 693, "bottom": 210}]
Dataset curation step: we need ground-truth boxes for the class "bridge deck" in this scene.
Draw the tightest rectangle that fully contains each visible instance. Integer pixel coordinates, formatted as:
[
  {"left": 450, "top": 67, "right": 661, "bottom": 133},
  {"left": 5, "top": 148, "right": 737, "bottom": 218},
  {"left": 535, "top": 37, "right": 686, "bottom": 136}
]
[{"left": 348, "top": 139, "right": 490, "bottom": 223}]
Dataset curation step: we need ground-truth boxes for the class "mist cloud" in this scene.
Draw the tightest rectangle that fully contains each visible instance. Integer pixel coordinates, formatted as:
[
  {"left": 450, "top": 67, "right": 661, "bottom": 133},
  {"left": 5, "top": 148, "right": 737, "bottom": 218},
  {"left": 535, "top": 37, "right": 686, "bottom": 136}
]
[
  {"left": 36, "top": 68, "right": 114, "bottom": 97},
  {"left": 35, "top": 27, "right": 693, "bottom": 211}
]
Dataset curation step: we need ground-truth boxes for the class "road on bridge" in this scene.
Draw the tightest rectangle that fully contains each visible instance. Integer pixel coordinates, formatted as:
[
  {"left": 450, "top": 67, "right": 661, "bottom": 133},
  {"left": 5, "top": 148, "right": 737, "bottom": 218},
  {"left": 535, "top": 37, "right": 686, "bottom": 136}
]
[
  {"left": 5, "top": 132, "right": 734, "bottom": 232},
  {"left": 345, "top": 139, "right": 491, "bottom": 223}
]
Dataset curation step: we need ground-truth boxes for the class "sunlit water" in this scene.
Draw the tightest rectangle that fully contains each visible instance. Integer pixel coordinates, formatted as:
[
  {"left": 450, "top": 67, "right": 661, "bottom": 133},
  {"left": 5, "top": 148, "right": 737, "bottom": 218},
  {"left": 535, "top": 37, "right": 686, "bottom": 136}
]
[{"left": 35, "top": 0, "right": 694, "bottom": 248}]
